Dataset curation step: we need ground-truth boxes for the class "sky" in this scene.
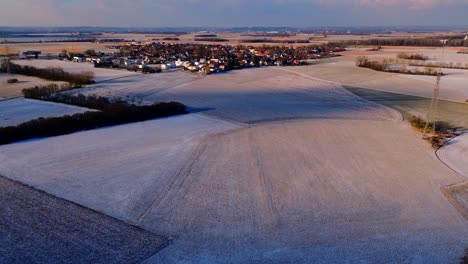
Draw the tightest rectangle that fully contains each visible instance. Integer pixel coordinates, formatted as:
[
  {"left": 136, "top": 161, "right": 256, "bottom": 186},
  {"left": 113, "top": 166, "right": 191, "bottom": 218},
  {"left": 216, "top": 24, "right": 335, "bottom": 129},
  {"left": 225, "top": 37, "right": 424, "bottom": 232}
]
[{"left": 1, "top": 0, "right": 468, "bottom": 27}]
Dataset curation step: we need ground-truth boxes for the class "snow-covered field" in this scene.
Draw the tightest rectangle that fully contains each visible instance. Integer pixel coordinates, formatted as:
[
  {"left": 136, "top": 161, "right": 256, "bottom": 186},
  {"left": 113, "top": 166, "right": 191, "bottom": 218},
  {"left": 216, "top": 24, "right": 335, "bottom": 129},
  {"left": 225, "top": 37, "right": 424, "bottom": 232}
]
[
  {"left": 0, "top": 117, "right": 466, "bottom": 263},
  {"left": 438, "top": 133, "right": 468, "bottom": 178},
  {"left": 72, "top": 67, "right": 400, "bottom": 123},
  {"left": 12, "top": 59, "right": 139, "bottom": 82},
  {"left": 0, "top": 73, "right": 64, "bottom": 99},
  {"left": 0, "top": 114, "right": 241, "bottom": 222},
  {"left": 289, "top": 60, "right": 468, "bottom": 102},
  {"left": 0, "top": 98, "right": 92, "bottom": 127},
  {"left": 0, "top": 66, "right": 466, "bottom": 262},
  {"left": 69, "top": 71, "right": 199, "bottom": 102}
]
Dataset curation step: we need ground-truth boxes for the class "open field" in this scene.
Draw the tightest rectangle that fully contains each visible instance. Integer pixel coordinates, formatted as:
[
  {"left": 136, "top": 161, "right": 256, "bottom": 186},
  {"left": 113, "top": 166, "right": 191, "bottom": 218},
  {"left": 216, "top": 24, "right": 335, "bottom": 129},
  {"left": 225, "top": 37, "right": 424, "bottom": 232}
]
[
  {"left": 442, "top": 182, "right": 468, "bottom": 221},
  {"left": 0, "top": 55, "right": 467, "bottom": 262},
  {"left": 68, "top": 70, "right": 199, "bottom": 103},
  {"left": 0, "top": 98, "right": 93, "bottom": 127},
  {"left": 345, "top": 87, "right": 468, "bottom": 129},
  {"left": 438, "top": 133, "right": 468, "bottom": 177},
  {"left": 12, "top": 59, "right": 139, "bottom": 82},
  {"left": 72, "top": 67, "right": 400, "bottom": 123},
  {"left": 0, "top": 175, "right": 168, "bottom": 263},
  {"left": 0, "top": 117, "right": 466, "bottom": 263},
  {"left": 144, "top": 119, "right": 467, "bottom": 263},
  {"left": 1, "top": 71, "right": 467, "bottom": 262},
  {"left": 289, "top": 59, "right": 468, "bottom": 102},
  {"left": 0, "top": 114, "right": 241, "bottom": 223},
  {"left": 0, "top": 73, "right": 63, "bottom": 99}
]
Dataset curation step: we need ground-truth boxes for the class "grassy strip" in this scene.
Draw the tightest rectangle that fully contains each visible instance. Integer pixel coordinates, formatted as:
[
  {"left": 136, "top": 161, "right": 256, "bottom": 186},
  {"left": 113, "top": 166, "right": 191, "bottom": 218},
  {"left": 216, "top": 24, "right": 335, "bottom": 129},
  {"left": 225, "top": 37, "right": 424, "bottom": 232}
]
[
  {"left": 1, "top": 62, "right": 94, "bottom": 85},
  {"left": 0, "top": 101, "right": 187, "bottom": 145}
]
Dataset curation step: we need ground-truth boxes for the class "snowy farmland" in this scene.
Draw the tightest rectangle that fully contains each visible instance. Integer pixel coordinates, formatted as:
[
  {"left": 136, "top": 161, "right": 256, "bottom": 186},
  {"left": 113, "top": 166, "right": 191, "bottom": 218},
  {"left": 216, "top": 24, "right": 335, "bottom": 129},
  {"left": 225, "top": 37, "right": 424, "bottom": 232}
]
[
  {"left": 0, "top": 73, "right": 64, "bottom": 99},
  {"left": 289, "top": 60, "right": 468, "bottom": 103},
  {"left": 0, "top": 98, "right": 93, "bottom": 127},
  {"left": 0, "top": 66, "right": 467, "bottom": 262},
  {"left": 0, "top": 114, "right": 241, "bottom": 223},
  {"left": 438, "top": 133, "right": 468, "bottom": 177},
  {"left": 68, "top": 70, "right": 199, "bottom": 102},
  {"left": 12, "top": 59, "right": 139, "bottom": 82},
  {"left": 71, "top": 67, "right": 400, "bottom": 123},
  {"left": 0, "top": 117, "right": 466, "bottom": 263}
]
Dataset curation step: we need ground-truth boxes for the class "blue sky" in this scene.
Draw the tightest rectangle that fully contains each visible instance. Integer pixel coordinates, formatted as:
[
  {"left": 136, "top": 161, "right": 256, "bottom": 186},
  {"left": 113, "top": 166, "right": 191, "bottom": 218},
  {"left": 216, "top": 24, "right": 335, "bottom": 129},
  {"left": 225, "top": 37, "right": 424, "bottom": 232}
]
[{"left": 1, "top": 0, "right": 468, "bottom": 27}]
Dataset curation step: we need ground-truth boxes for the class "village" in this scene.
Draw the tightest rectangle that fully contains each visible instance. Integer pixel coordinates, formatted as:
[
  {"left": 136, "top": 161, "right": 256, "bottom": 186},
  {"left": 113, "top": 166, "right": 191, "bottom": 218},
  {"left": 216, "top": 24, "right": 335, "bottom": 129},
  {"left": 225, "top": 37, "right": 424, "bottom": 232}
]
[{"left": 17, "top": 42, "right": 345, "bottom": 74}]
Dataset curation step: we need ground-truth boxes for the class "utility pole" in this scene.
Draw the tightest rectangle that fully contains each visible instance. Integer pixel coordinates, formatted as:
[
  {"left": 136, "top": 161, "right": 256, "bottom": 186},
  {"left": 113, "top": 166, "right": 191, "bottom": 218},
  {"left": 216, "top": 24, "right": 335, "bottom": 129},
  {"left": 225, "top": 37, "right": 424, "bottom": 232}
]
[{"left": 423, "top": 45, "right": 445, "bottom": 138}]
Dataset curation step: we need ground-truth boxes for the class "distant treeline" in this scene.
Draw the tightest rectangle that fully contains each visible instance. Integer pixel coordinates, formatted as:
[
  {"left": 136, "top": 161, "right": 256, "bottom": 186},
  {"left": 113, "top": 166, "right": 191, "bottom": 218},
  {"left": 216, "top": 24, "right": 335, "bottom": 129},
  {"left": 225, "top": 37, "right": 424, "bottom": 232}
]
[
  {"left": 194, "top": 38, "right": 229, "bottom": 42},
  {"left": 241, "top": 39, "right": 310, "bottom": 44},
  {"left": 329, "top": 37, "right": 468, "bottom": 47},
  {"left": 0, "top": 100, "right": 187, "bottom": 145},
  {"left": 161, "top": 37, "right": 180, "bottom": 41},
  {"left": 241, "top": 33, "right": 294, "bottom": 37},
  {"left": 1, "top": 62, "right": 94, "bottom": 85},
  {"left": 194, "top": 34, "right": 217, "bottom": 38}
]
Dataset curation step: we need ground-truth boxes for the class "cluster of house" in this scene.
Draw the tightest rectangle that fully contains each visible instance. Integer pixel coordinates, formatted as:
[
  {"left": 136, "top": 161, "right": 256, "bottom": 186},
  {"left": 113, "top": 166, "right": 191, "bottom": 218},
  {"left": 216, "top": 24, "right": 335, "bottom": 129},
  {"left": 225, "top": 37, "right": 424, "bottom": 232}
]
[
  {"left": 18, "top": 42, "right": 346, "bottom": 74},
  {"left": 110, "top": 42, "right": 345, "bottom": 73}
]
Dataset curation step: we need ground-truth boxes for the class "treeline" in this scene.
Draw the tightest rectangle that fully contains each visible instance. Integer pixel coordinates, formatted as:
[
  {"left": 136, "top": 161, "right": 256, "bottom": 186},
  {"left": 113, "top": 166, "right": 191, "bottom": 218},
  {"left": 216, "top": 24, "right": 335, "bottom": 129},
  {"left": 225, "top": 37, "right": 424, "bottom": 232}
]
[
  {"left": 22, "top": 83, "right": 129, "bottom": 110},
  {"left": 194, "top": 38, "right": 229, "bottom": 42},
  {"left": 1, "top": 62, "right": 94, "bottom": 85},
  {"left": 329, "top": 38, "right": 468, "bottom": 47},
  {"left": 22, "top": 83, "right": 83, "bottom": 98},
  {"left": 356, "top": 56, "right": 441, "bottom": 76},
  {"left": 0, "top": 100, "right": 187, "bottom": 145},
  {"left": 241, "top": 39, "right": 310, "bottom": 44},
  {"left": 397, "top": 53, "right": 428, "bottom": 60}
]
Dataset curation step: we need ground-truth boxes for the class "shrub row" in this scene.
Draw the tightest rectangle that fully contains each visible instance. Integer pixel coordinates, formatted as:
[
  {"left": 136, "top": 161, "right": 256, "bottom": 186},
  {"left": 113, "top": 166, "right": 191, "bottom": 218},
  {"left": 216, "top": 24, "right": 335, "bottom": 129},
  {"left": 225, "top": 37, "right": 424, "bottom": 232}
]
[
  {"left": 356, "top": 56, "right": 441, "bottom": 76},
  {"left": 397, "top": 53, "right": 428, "bottom": 60},
  {"left": 22, "top": 83, "right": 83, "bottom": 98},
  {"left": 0, "top": 101, "right": 187, "bottom": 145},
  {"left": 1, "top": 62, "right": 94, "bottom": 85},
  {"left": 23, "top": 84, "right": 135, "bottom": 110}
]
